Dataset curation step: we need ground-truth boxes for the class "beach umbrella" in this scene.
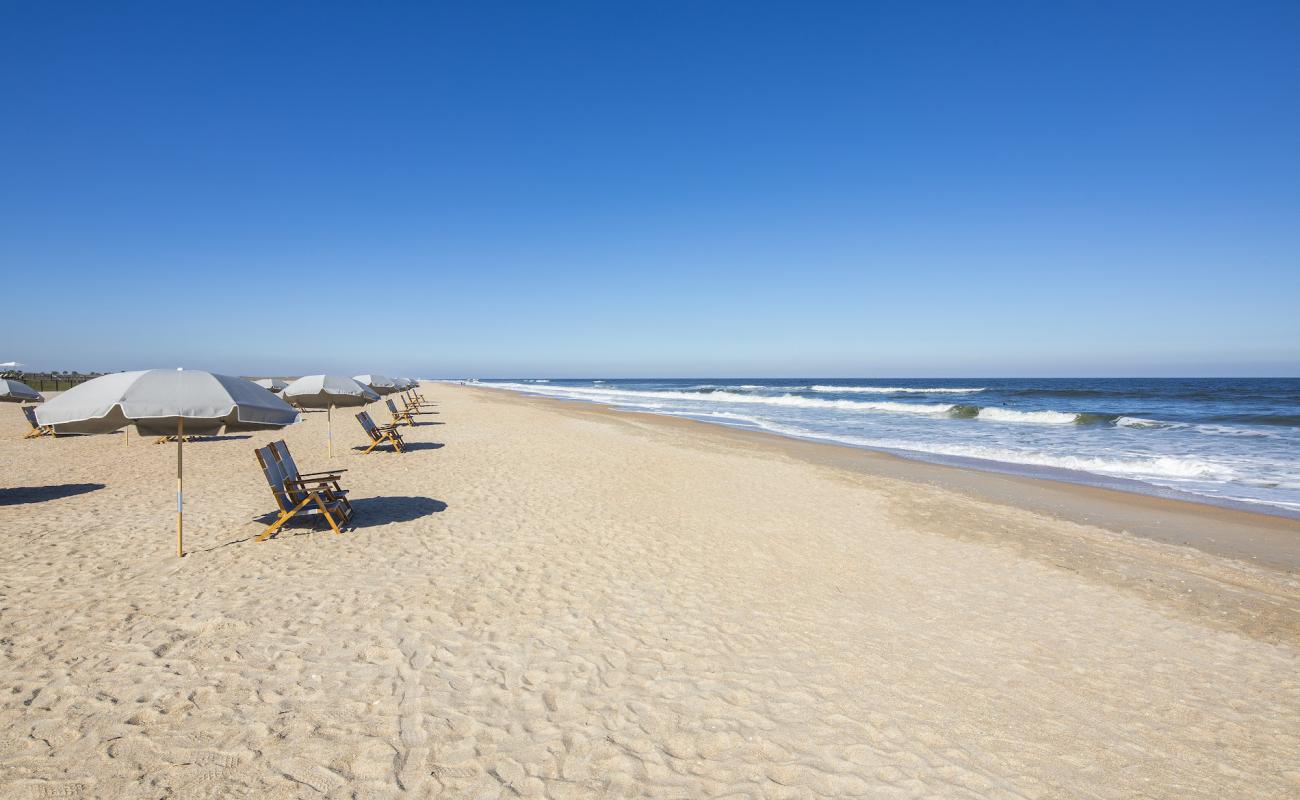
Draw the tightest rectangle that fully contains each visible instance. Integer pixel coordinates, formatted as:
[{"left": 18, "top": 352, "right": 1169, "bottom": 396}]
[
  {"left": 254, "top": 378, "right": 289, "bottom": 393},
  {"left": 0, "top": 378, "right": 43, "bottom": 403},
  {"left": 353, "top": 374, "right": 401, "bottom": 396},
  {"left": 282, "top": 375, "right": 379, "bottom": 458},
  {"left": 35, "top": 369, "right": 299, "bottom": 557}
]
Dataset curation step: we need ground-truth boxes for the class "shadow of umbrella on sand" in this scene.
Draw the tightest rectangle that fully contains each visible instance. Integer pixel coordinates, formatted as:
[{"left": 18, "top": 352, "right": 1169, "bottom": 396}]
[
  {"left": 35, "top": 369, "right": 299, "bottom": 557},
  {"left": 282, "top": 375, "right": 379, "bottom": 458}
]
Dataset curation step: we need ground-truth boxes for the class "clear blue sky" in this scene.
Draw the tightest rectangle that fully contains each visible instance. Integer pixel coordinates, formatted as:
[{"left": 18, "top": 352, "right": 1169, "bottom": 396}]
[{"left": 3, "top": 1, "right": 1297, "bottom": 377}]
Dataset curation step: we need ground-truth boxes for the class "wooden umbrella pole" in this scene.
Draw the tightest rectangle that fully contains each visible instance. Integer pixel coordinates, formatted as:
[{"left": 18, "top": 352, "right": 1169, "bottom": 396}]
[
  {"left": 328, "top": 404, "right": 333, "bottom": 458},
  {"left": 177, "top": 418, "right": 184, "bottom": 558}
]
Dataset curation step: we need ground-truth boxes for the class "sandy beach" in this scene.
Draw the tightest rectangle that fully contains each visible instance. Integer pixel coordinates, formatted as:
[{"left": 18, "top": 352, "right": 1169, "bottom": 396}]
[{"left": 2, "top": 381, "right": 1297, "bottom": 799}]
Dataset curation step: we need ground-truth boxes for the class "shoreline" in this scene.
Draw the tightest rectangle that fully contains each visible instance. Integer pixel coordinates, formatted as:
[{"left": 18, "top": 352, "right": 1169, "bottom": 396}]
[{"left": 464, "top": 383, "right": 1300, "bottom": 572}]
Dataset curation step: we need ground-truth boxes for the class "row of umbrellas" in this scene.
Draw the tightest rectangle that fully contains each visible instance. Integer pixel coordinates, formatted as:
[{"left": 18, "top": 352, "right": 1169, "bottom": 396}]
[{"left": 10, "top": 370, "right": 424, "bottom": 557}]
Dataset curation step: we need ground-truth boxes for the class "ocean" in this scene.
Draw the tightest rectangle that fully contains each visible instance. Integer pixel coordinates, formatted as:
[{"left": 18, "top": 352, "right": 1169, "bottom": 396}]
[{"left": 470, "top": 378, "right": 1300, "bottom": 517}]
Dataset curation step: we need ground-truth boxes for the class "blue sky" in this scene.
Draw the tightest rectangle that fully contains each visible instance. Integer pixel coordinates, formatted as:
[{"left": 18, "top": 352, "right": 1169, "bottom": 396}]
[{"left": 2, "top": 1, "right": 1297, "bottom": 377}]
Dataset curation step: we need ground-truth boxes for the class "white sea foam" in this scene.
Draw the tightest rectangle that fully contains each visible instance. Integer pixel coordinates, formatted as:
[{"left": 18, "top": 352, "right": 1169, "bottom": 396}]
[
  {"left": 810, "top": 385, "right": 985, "bottom": 394},
  {"left": 716, "top": 419, "right": 1238, "bottom": 481},
  {"left": 977, "top": 407, "right": 1079, "bottom": 425}
]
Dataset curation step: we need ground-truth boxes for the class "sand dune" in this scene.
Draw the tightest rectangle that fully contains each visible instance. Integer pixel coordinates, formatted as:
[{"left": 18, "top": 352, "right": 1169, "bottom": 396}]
[{"left": 1, "top": 383, "right": 1297, "bottom": 798}]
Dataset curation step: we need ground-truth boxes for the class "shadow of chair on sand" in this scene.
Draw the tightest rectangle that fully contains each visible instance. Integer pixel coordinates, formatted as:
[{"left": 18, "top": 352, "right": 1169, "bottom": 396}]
[
  {"left": 350, "top": 442, "right": 444, "bottom": 453},
  {"left": 0, "top": 483, "right": 106, "bottom": 505},
  {"left": 348, "top": 496, "right": 448, "bottom": 528},
  {"left": 249, "top": 495, "right": 448, "bottom": 538}
]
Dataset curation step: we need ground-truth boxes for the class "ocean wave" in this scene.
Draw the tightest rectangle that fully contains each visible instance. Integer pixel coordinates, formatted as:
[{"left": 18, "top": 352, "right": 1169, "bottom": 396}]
[
  {"left": 976, "top": 407, "right": 1088, "bottom": 425},
  {"left": 1115, "top": 416, "right": 1173, "bottom": 429},
  {"left": 809, "top": 385, "right": 986, "bottom": 394},
  {"left": 1206, "top": 413, "right": 1300, "bottom": 427}
]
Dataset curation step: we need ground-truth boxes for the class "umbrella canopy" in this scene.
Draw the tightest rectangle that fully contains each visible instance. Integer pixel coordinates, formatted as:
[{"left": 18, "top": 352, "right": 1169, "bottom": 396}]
[
  {"left": 36, "top": 369, "right": 298, "bottom": 435},
  {"left": 254, "top": 378, "right": 289, "bottom": 393},
  {"left": 0, "top": 378, "right": 43, "bottom": 403},
  {"left": 353, "top": 374, "right": 401, "bottom": 395},
  {"left": 282, "top": 375, "right": 379, "bottom": 408}
]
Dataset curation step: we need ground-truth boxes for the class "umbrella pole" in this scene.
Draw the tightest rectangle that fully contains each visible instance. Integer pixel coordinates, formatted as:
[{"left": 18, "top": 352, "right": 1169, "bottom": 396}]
[
  {"left": 177, "top": 419, "right": 184, "bottom": 558},
  {"left": 328, "top": 405, "right": 333, "bottom": 458}
]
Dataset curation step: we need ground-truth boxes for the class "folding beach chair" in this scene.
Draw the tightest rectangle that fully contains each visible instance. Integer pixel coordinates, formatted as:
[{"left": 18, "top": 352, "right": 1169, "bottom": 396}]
[
  {"left": 403, "top": 389, "right": 433, "bottom": 410},
  {"left": 355, "top": 410, "right": 406, "bottom": 453},
  {"left": 254, "top": 443, "right": 353, "bottom": 540},
  {"left": 21, "top": 405, "right": 53, "bottom": 438},
  {"left": 402, "top": 393, "right": 435, "bottom": 415},
  {"left": 386, "top": 397, "right": 414, "bottom": 427},
  {"left": 269, "top": 440, "right": 353, "bottom": 517}
]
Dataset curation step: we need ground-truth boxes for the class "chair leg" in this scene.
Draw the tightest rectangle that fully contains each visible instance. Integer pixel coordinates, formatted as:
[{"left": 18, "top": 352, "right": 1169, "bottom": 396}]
[
  {"left": 312, "top": 493, "right": 343, "bottom": 534},
  {"left": 257, "top": 497, "right": 313, "bottom": 541}
]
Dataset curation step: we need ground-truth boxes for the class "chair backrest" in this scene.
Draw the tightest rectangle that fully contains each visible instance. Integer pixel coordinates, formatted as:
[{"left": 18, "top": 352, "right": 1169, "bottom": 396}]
[
  {"left": 356, "top": 411, "right": 379, "bottom": 438},
  {"left": 255, "top": 445, "right": 296, "bottom": 512},
  {"left": 386, "top": 398, "right": 399, "bottom": 415},
  {"left": 22, "top": 405, "right": 39, "bottom": 428},
  {"left": 269, "top": 440, "right": 301, "bottom": 482}
]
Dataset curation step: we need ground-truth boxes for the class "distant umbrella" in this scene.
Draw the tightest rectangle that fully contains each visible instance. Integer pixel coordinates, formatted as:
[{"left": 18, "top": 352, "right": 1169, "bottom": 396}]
[
  {"left": 282, "top": 375, "right": 379, "bottom": 458},
  {"left": 0, "top": 378, "right": 43, "bottom": 403},
  {"left": 36, "top": 369, "right": 298, "bottom": 557},
  {"left": 254, "top": 378, "right": 289, "bottom": 393},
  {"left": 353, "top": 374, "right": 400, "bottom": 395}
]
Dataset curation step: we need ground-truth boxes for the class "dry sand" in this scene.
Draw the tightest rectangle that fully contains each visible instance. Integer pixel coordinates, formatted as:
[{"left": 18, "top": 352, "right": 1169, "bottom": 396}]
[{"left": 1, "top": 382, "right": 1297, "bottom": 799}]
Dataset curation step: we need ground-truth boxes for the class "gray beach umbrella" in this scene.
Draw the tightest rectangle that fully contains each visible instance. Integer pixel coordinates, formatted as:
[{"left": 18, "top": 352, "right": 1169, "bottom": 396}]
[
  {"left": 35, "top": 369, "right": 299, "bottom": 557},
  {"left": 0, "top": 378, "right": 43, "bottom": 403},
  {"left": 282, "top": 374, "right": 380, "bottom": 457},
  {"left": 353, "top": 374, "right": 400, "bottom": 395},
  {"left": 254, "top": 378, "right": 289, "bottom": 393}
]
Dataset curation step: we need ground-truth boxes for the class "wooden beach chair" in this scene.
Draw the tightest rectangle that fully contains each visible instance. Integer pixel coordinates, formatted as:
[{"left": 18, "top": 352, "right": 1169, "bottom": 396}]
[
  {"left": 21, "top": 406, "right": 53, "bottom": 438},
  {"left": 403, "top": 389, "right": 433, "bottom": 410},
  {"left": 356, "top": 410, "right": 406, "bottom": 453},
  {"left": 402, "top": 393, "right": 434, "bottom": 415},
  {"left": 386, "top": 397, "right": 414, "bottom": 426},
  {"left": 254, "top": 443, "right": 353, "bottom": 540},
  {"left": 269, "top": 440, "right": 353, "bottom": 516}
]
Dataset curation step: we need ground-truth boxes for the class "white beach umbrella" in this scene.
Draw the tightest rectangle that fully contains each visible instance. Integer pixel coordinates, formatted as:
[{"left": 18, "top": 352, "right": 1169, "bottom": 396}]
[
  {"left": 254, "top": 378, "right": 289, "bottom": 393},
  {"left": 282, "top": 375, "right": 380, "bottom": 458},
  {"left": 35, "top": 369, "right": 299, "bottom": 557},
  {"left": 0, "top": 378, "right": 43, "bottom": 403},
  {"left": 353, "top": 374, "right": 401, "bottom": 396}
]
